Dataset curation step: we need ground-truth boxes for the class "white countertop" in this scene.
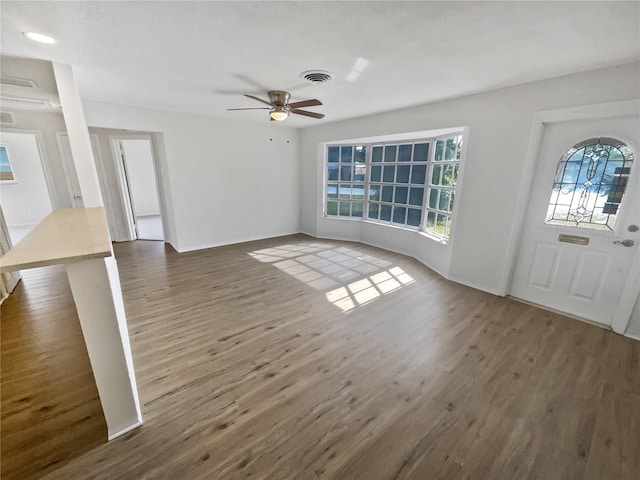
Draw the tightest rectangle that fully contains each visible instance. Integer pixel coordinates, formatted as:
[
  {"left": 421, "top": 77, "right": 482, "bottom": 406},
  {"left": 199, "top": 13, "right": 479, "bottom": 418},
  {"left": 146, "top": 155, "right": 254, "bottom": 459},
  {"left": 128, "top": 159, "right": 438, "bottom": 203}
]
[{"left": 0, "top": 208, "right": 112, "bottom": 273}]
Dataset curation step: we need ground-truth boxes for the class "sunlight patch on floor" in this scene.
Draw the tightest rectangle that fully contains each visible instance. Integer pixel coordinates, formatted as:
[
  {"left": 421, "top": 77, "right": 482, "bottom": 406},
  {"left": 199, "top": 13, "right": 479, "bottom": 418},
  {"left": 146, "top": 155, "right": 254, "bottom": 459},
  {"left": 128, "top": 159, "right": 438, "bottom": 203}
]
[{"left": 248, "top": 242, "right": 413, "bottom": 313}]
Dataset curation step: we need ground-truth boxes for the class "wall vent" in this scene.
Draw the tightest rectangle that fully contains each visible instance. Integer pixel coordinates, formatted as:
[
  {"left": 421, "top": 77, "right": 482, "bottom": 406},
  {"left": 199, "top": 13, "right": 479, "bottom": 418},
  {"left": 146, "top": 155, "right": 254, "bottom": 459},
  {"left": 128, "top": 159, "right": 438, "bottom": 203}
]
[
  {"left": 0, "top": 95, "right": 53, "bottom": 107},
  {"left": 300, "top": 70, "right": 334, "bottom": 84},
  {"left": 0, "top": 111, "right": 15, "bottom": 124},
  {"left": 0, "top": 76, "right": 38, "bottom": 88}
]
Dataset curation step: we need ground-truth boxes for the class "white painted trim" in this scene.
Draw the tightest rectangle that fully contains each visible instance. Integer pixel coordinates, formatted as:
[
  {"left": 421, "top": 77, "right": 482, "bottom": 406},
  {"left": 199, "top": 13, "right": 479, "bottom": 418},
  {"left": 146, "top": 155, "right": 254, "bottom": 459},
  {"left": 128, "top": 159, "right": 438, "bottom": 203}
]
[
  {"left": 109, "top": 136, "right": 137, "bottom": 241},
  {"left": 176, "top": 230, "right": 301, "bottom": 253},
  {"left": 107, "top": 419, "right": 143, "bottom": 441},
  {"left": 624, "top": 330, "right": 640, "bottom": 342},
  {"left": 504, "top": 99, "right": 640, "bottom": 335},
  {"left": 108, "top": 134, "right": 167, "bottom": 242}
]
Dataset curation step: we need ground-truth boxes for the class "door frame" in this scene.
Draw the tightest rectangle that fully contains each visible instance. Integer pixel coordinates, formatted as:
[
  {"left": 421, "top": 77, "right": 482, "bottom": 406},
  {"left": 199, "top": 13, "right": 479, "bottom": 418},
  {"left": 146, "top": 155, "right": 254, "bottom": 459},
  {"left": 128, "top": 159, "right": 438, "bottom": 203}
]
[
  {"left": 503, "top": 99, "right": 640, "bottom": 335},
  {"left": 109, "top": 134, "right": 166, "bottom": 242}
]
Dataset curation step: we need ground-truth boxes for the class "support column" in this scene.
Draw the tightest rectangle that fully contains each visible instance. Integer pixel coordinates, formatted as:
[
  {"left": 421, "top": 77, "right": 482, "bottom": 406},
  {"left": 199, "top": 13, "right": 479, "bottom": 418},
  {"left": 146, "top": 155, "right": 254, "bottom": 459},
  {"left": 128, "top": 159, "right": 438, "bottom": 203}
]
[{"left": 66, "top": 256, "right": 142, "bottom": 439}]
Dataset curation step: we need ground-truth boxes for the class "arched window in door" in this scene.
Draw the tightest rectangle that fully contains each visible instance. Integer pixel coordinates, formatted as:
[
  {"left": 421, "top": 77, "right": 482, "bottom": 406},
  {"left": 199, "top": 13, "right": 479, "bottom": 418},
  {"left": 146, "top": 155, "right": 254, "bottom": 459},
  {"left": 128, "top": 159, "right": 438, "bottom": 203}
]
[{"left": 546, "top": 137, "right": 634, "bottom": 231}]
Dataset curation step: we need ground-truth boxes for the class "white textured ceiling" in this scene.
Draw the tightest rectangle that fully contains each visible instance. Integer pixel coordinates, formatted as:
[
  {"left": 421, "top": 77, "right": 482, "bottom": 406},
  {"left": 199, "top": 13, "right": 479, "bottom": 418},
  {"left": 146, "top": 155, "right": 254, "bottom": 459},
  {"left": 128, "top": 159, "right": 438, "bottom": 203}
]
[{"left": 1, "top": 1, "right": 639, "bottom": 127}]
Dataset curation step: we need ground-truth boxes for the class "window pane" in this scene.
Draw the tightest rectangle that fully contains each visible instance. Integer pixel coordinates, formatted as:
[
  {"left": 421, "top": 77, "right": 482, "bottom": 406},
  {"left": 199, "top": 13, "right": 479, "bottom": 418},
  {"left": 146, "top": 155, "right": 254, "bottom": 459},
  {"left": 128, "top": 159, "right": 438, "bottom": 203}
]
[
  {"left": 442, "top": 165, "right": 454, "bottom": 186},
  {"left": 341, "top": 146, "right": 353, "bottom": 163},
  {"left": 432, "top": 165, "right": 442, "bottom": 185},
  {"left": 339, "top": 184, "right": 351, "bottom": 199},
  {"left": 354, "top": 164, "right": 366, "bottom": 182},
  {"left": 407, "top": 208, "right": 421, "bottom": 226},
  {"left": 445, "top": 137, "right": 457, "bottom": 160},
  {"left": 384, "top": 145, "right": 397, "bottom": 162},
  {"left": 381, "top": 186, "right": 393, "bottom": 202},
  {"left": 393, "top": 206, "right": 407, "bottom": 224},
  {"left": 380, "top": 204, "right": 392, "bottom": 221},
  {"left": 439, "top": 190, "right": 451, "bottom": 211},
  {"left": 372, "top": 146, "right": 383, "bottom": 162},
  {"left": 413, "top": 143, "right": 429, "bottom": 161},
  {"left": 340, "top": 166, "right": 352, "bottom": 181},
  {"left": 398, "top": 144, "right": 412, "bottom": 162},
  {"left": 426, "top": 211, "right": 436, "bottom": 230},
  {"left": 436, "top": 214, "right": 448, "bottom": 235},
  {"left": 327, "top": 201, "right": 338, "bottom": 215},
  {"left": 368, "top": 202, "right": 379, "bottom": 219},
  {"left": 352, "top": 202, "right": 363, "bottom": 217},
  {"left": 328, "top": 165, "right": 339, "bottom": 180},
  {"left": 411, "top": 165, "right": 426, "bottom": 184},
  {"left": 409, "top": 187, "right": 424, "bottom": 206},
  {"left": 339, "top": 202, "right": 350, "bottom": 216},
  {"left": 396, "top": 165, "right": 410, "bottom": 183},
  {"left": 371, "top": 165, "right": 382, "bottom": 182},
  {"left": 383, "top": 166, "right": 395, "bottom": 182},
  {"left": 328, "top": 146, "right": 339, "bottom": 163},
  {"left": 354, "top": 146, "right": 366, "bottom": 163},
  {"left": 369, "top": 184, "right": 381, "bottom": 201},
  {"left": 352, "top": 184, "right": 365, "bottom": 200},
  {"left": 394, "top": 186, "right": 408, "bottom": 204},
  {"left": 429, "top": 188, "right": 439, "bottom": 209},
  {"left": 327, "top": 183, "right": 338, "bottom": 199},
  {"left": 435, "top": 140, "right": 444, "bottom": 161},
  {"left": 545, "top": 137, "right": 634, "bottom": 230}
]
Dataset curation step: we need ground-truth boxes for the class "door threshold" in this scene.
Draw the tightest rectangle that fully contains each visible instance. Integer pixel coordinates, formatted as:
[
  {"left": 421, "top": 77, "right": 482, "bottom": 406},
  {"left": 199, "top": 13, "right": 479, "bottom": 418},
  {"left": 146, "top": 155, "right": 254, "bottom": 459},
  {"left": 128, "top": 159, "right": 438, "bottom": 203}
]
[{"left": 506, "top": 295, "right": 612, "bottom": 331}]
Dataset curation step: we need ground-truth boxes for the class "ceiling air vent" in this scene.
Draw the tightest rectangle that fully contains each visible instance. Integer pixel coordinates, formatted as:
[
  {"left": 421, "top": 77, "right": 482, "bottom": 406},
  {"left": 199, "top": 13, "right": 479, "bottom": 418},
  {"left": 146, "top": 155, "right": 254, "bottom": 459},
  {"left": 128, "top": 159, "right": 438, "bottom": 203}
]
[
  {"left": 0, "top": 76, "right": 38, "bottom": 88},
  {"left": 0, "top": 111, "right": 15, "bottom": 124},
  {"left": 300, "top": 70, "right": 334, "bottom": 84},
  {"left": 0, "top": 95, "right": 54, "bottom": 107}
]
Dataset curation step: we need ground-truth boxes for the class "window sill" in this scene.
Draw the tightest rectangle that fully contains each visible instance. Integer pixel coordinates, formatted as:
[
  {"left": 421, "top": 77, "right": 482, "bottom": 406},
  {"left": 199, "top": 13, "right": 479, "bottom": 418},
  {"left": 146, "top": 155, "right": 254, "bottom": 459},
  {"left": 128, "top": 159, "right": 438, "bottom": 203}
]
[{"left": 322, "top": 215, "right": 450, "bottom": 246}]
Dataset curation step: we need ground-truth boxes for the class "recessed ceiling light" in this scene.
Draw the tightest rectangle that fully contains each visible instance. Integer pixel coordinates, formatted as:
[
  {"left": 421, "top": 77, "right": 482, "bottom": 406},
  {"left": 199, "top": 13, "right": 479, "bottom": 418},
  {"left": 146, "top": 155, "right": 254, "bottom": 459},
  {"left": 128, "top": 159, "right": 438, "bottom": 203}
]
[{"left": 24, "top": 32, "right": 56, "bottom": 44}]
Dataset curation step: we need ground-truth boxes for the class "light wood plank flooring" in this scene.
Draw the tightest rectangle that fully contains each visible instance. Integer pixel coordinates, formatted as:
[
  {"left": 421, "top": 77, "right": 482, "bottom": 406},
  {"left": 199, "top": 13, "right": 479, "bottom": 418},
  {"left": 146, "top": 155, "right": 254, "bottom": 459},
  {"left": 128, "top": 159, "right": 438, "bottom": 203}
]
[{"left": 2, "top": 234, "right": 639, "bottom": 480}]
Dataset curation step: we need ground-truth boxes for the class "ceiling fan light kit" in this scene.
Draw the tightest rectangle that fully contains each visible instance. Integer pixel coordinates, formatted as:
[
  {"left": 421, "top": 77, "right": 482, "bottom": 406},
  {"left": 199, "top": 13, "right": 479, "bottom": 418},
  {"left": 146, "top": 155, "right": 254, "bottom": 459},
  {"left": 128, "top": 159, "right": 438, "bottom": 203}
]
[{"left": 228, "top": 90, "right": 325, "bottom": 122}]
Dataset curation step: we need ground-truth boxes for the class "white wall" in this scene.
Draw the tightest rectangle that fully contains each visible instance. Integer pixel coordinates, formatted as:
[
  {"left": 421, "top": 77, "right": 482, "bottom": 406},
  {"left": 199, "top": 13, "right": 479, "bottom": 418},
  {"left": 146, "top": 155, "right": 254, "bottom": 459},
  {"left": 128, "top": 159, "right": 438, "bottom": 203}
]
[
  {"left": 120, "top": 139, "right": 160, "bottom": 217},
  {"left": 0, "top": 132, "right": 53, "bottom": 229},
  {"left": 2, "top": 110, "right": 74, "bottom": 208},
  {"left": 82, "top": 102, "right": 300, "bottom": 252},
  {"left": 300, "top": 61, "right": 640, "bottom": 295},
  {"left": 628, "top": 294, "right": 640, "bottom": 338}
]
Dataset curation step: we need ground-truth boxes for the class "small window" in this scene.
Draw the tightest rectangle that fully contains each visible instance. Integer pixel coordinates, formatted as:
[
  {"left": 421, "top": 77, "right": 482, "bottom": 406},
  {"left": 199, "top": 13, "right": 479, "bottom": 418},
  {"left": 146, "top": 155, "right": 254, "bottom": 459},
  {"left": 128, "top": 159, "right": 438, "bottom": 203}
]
[
  {"left": 326, "top": 145, "right": 366, "bottom": 218},
  {"left": 0, "top": 145, "right": 15, "bottom": 182},
  {"left": 545, "top": 137, "right": 634, "bottom": 231}
]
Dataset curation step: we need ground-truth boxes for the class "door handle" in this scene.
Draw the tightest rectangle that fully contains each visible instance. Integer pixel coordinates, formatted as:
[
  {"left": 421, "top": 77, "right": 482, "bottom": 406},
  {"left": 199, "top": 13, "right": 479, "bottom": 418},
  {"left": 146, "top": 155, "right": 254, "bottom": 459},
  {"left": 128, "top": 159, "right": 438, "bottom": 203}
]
[{"left": 613, "top": 239, "right": 635, "bottom": 247}]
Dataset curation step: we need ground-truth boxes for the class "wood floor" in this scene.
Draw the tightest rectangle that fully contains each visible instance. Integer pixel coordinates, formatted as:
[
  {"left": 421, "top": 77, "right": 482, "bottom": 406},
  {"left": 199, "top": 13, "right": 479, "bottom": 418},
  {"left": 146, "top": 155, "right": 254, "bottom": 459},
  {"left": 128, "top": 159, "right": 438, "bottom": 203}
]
[{"left": 2, "top": 234, "right": 639, "bottom": 480}]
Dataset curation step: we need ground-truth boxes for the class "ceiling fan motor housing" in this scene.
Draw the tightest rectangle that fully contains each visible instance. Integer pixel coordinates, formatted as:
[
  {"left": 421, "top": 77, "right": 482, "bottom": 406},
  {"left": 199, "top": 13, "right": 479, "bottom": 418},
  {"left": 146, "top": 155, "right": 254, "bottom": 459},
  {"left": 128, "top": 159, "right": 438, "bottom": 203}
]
[{"left": 268, "top": 90, "right": 290, "bottom": 107}]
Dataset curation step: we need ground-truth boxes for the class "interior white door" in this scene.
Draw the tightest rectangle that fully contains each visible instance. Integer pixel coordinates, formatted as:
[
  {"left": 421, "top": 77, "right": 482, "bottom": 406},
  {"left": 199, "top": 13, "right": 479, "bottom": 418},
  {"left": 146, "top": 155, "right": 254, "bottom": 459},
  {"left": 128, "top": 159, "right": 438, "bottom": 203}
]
[
  {"left": 57, "top": 132, "right": 84, "bottom": 208},
  {"left": 511, "top": 114, "right": 639, "bottom": 326}
]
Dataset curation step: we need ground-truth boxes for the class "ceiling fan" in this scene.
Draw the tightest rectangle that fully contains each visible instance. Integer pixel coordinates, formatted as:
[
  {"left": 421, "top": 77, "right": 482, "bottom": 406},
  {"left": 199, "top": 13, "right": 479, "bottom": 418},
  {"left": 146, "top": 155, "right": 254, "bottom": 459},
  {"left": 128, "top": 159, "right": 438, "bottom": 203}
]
[{"left": 227, "top": 90, "right": 325, "bottom": 121}]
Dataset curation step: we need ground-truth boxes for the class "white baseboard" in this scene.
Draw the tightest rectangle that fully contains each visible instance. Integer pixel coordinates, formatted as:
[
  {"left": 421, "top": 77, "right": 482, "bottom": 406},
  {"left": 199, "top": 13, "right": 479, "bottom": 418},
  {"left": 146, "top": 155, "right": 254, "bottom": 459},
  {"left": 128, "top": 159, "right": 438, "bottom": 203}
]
[{"left": 108, "top": 420, "right": 143, "bottom": 441}]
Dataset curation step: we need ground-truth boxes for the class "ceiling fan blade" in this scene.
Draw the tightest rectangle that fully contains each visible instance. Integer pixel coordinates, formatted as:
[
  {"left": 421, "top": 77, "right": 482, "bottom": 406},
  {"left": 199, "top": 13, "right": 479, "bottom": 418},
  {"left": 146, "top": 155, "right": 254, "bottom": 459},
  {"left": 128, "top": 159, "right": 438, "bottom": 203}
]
[
  {"left": 227, "top": 107, "right": 271, "bottom": 111},
  {"left": 288, "top": 99, "right": 322, "bottom": 109},
  {"left": 244, "top": 94, "right": 274, "bottom": 107},
  {"left": 291, "top": 109, "right": 325, "bottom": 119}
]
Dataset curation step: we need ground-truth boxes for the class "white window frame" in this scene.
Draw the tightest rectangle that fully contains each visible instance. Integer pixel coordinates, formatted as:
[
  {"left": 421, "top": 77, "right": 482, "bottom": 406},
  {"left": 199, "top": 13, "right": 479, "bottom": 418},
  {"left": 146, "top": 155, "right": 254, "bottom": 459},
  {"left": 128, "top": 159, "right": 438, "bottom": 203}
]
[
  {"left": 0, "top": 144, "right": 17, "bottom": 183},
  {"left": 323, "top": 131, "right": 466, "bottom": 243}
]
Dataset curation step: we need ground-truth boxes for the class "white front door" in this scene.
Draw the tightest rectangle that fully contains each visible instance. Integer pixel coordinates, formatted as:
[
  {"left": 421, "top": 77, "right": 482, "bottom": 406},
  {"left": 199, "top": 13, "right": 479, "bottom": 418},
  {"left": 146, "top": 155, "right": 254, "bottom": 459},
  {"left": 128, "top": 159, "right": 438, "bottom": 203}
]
[{"left": 510, "top": 114, "right": 639, "bottom": 326}]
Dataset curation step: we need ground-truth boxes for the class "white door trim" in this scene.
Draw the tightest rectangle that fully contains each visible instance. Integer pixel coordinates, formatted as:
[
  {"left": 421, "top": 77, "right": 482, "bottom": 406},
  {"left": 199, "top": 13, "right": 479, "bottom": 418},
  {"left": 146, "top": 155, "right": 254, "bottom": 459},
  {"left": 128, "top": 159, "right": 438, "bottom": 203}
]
[
  {"left": 109, "top": 136, "right": 138, "bottom": 241},
  {"left": 503, "top": 99, "right": 640, "bottom": 336}
]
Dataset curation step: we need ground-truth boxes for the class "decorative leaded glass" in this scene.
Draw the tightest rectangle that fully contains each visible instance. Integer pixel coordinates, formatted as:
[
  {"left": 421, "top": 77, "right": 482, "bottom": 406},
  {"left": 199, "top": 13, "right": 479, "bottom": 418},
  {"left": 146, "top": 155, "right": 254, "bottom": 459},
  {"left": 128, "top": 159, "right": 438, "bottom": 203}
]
[{"left": 546, "top": 137, "right": 634, "bottom": 231}]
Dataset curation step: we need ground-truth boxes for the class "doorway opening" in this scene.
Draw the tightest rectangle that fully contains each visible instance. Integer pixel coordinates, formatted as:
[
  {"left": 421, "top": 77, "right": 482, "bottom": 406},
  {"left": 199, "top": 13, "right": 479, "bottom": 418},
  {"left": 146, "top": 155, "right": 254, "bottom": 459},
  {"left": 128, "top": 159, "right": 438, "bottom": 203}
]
[
  {"left": 0, "top": 131, "right": 55, "bottom": 244},
  {"left": 113, "top": 137, "right": 164, "bottom": 241}
]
